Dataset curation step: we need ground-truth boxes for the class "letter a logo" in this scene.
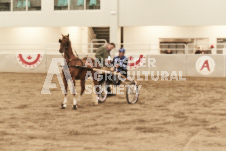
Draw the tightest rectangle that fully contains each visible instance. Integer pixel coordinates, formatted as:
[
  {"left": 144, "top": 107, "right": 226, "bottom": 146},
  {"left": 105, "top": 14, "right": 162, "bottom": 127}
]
[
  {"left": 200, "top": 60, "right": 210, "bottom": 71},
  {"left": 196, "top": 56, "right": 215, "bottom": 75}
]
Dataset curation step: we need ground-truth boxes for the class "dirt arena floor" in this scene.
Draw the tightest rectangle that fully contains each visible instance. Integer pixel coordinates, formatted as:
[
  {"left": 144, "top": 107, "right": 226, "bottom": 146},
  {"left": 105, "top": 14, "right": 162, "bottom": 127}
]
[{"left": 1, "top": 73, "right": 226, "bottom": 151}]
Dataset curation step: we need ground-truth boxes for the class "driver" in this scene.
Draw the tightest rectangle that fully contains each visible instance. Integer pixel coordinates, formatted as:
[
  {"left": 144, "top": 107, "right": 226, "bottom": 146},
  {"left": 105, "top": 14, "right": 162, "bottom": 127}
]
[{"left": 112, "top": 48, "right": 128, "bottom": 85}]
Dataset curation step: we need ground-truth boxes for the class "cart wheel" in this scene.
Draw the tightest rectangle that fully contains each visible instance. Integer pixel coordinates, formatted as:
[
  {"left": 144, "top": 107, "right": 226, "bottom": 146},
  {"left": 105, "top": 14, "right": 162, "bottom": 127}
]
[
  {"left": 98, "top": 80, "right": 108, "bottom": 103},
  {"left": 126, "top": 82, "right": 139, "bottom": 104}
]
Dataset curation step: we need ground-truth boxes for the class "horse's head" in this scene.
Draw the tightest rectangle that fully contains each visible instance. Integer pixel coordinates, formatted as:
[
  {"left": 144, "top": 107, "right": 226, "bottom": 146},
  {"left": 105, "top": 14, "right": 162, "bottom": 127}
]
[{"left": 59, "top": 34, "right": 71, "bottom": 53}]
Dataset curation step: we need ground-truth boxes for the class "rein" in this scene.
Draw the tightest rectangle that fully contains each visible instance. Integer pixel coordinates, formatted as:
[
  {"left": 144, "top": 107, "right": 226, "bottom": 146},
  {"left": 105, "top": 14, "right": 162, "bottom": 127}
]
[{"left": 61, "top": 51, "right": 85, "bottom": 67}]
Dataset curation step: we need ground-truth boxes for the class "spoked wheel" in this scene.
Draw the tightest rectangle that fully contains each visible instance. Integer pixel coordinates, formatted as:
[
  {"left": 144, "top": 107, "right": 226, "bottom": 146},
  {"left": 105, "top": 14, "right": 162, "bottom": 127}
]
[
  {"left": 126, "top": 82, "right": 139, "bottom": 104},
  {"left": 98, "top": 80, "right": 108, "bottom": 103}
]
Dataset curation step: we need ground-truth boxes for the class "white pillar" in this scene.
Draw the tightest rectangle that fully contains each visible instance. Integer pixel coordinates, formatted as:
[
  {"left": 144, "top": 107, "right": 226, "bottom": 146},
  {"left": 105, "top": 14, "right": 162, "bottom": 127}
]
[{"left": 109, "top": 0, "right": 120, "bottom": 46}]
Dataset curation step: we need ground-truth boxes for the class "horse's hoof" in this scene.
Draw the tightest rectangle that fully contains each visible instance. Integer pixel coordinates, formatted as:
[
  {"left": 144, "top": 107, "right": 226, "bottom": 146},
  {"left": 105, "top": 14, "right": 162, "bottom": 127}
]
[
  {"left": 93, "top": 102, "right": 98, "bottom": 106},
  {"left": 61, "top": 104, "right": 66, "bottom": 109},
  {"left": 72, "top": 105, "right": 78, "bottom": 110}
]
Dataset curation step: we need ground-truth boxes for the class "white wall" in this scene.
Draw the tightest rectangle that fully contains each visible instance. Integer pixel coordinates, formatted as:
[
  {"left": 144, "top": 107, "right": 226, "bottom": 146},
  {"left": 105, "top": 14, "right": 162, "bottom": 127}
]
[
  {"left": 0, "top": 27, "right": 60, "bottom": 53},
  {"left": 119, "top": 0, "right": 226, "bottom": 26},
  {"left": 0, "top": 27, "right": 60, "bottom": 44},
  {"left": 60, "top": 27, "right": 84, "bottom": 44},
  {"left": 0, "top": 0, "right": 111, "bottom": 27},
  {"left": 87, "top": 27, "right": 96, "bottom": 43},
  {"left": 124, "top": 26, "right": 226, "bottom": 54},
  {"left": 2, "top": 0, "right": 226, "bottom": 27},
  {"left": 2, "top": 0, "right": 226, "bottom": 44},
  {"left": 0, "top": 27, "right": 94, "bottom": 53}
]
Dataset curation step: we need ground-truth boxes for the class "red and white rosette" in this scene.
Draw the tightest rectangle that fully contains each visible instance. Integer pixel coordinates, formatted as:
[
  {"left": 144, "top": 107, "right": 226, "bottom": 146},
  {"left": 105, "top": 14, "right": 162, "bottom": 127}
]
[
  {"left": 128, "top": 54, "right": 146, "bottom": 70},
  {"left": 16, "top": 53, "right": 43, "bottom": 69}
]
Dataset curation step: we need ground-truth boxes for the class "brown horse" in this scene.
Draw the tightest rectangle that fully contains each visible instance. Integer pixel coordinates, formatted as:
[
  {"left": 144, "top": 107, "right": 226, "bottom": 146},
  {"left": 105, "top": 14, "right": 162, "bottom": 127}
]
[{"left": 59, "top": 34, "right": 100, "bottom": 110}]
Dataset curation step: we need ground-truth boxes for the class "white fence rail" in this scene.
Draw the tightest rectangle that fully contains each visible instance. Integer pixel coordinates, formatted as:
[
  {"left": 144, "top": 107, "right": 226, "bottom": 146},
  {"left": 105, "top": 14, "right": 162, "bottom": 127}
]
[{"left": 1, "top": 43, "right": 226, "bottom": 55}]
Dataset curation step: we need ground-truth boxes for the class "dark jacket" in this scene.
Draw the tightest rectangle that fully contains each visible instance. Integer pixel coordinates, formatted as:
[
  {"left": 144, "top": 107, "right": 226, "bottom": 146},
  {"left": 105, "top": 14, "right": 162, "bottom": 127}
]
[
  {"left": 112, "top": 55, "right": 128, "bottom": 77},
  {"left": 95, "top": 45, "right": 109, "bottom": 66}
]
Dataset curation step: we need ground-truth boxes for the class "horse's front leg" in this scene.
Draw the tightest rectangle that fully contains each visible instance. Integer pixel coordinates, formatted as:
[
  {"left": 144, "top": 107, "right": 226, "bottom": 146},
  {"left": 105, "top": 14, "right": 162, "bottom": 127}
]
[
  {"left": 72, "top": 77, "right": 78, "bottom": 110},
  {"left": 61, "top": 72, "right": 68, "bottom": 109}
]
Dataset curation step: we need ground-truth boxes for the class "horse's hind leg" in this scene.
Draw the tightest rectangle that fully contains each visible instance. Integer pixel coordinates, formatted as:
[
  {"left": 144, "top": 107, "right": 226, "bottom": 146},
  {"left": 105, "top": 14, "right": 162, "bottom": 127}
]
[
  {"left": 72, "top": 77, "right": 78, "bottom": 110},
  {"left": 61, "top": 72, "right": 68, "bottom": 109},
  {"left": 77, "top": 80, "right": 85, "bottom": 102}
]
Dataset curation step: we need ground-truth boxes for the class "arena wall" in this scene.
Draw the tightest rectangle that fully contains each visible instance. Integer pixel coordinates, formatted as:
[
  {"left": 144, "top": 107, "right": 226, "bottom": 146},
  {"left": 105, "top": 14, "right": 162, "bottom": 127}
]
[
  {"left": 186, "top": 55, "right": 225, "bottom": 77},
  {"left": 0, "top": 53, "right": 225, "bottom": 78}
]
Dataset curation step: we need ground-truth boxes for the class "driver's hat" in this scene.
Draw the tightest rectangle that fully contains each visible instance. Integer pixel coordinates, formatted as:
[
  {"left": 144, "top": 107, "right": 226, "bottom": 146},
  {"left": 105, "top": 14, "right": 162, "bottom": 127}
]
[{"left": 119, "top": 48, "right": 125, "bottom": 53}]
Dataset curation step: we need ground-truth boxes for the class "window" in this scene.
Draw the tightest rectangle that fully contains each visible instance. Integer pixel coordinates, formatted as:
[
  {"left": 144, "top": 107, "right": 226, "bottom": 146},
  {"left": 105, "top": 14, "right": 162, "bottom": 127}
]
[
  {"left": 13, "top": 0, "right": 26, "bottom": 11},
  {"left": 70, "top": 0, "right": 84, "bottom": 10},
  {"left": 188, "top": 38, "right": 210, "bottom": 54},
  {"left": 14, "top": 0, "right": 41, "bottom": 11},
  {"left": 86, "top": 0, "right": 100, "bottom": 10},
  {"left": 217, "top": 38, "right": 226, "bottom": 54},
  {"left": 54, "top": 0, "right": 100, "bottom": 10},
  {"left": 159, "top": 38, "right": 188, "bottom": 54},
  {"left": 0, "top": 0, "right": 41, "bottom": 11},
  {"left": 54, "top": 0, "right": 68, "bottom": 10},
  {"left": 28, "top": 0, "right": 41, "bottom": 11},
  {"left": 0, "top": 0, "right": 11, "bottom": 11},
  {"left": 159, "top": 38, "right": 211, "bottom": 54},
  {"left": 160, "top": 42, "right": 186, "bottom": 54}
]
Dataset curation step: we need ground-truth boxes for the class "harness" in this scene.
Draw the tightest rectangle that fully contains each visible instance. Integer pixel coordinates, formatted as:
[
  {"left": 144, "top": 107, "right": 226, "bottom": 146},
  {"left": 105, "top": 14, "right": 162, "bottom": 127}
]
[
  {"left": 61, "top": 51, "right": 85, "bottom": 67},
  {"left": 68, "top": 58, "right": 85, "bottom": 67},
  {"left": 60, "top": 49, "right": 97, "bottom": 71}
]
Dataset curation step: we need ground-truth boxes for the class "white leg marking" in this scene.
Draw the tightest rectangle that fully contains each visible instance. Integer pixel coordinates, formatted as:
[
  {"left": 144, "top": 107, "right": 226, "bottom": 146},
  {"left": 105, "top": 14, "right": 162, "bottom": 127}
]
[
  {"left": 73, "top": 96, "right": 77, "bottom": 105},
  {"left": 92, "top": 91, "right": 98, "bottom": 105},
  {"left": 63, "top": 96, "right": 67, "bottom": 107}
]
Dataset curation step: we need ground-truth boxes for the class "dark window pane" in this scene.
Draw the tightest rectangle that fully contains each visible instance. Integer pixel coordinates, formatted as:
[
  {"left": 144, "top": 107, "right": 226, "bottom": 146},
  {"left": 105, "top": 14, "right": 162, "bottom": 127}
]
[
  {"left": 54, "top": 0, "right": 68, "bottom": 10},
  {"left": 70, "top": 0, "right": 84, "bottom": 10},
  {"left": 0, "top": 0, "right": 11, "bottom": 11},
  {"left": 28, "top": 0, "right": 41, "bottom": 11},
  {"left": 13, "top": 0, "right": 26, "bottom": 11},
  {"left": 86, "top": 0, "right": 100, "bottom": 10}
]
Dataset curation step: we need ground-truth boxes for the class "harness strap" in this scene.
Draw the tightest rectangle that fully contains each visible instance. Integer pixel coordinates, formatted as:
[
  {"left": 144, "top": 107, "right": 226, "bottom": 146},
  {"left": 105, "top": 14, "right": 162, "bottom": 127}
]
[{"left": 69, "top": 58, "right": 85, "bottom": 66}]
